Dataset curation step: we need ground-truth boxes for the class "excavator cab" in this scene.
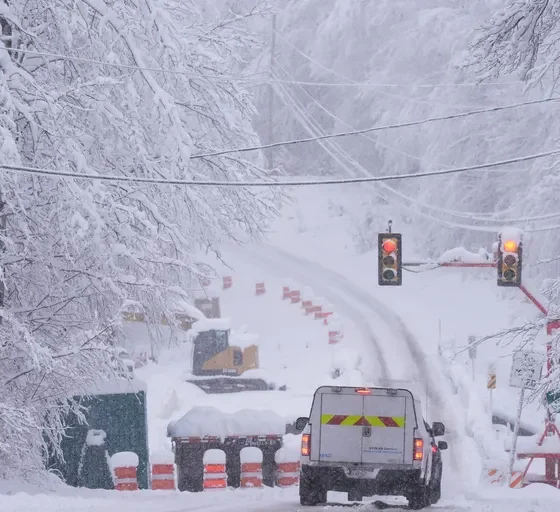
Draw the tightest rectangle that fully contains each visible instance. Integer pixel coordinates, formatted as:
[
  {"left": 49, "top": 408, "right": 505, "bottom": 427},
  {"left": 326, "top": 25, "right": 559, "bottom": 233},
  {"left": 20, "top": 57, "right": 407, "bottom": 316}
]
[
  {"left": 191, "top": 329, "right": 258, "bottom": 376},
  {"left": 187, "top": 328, "right": 276, "bottom": 393}
]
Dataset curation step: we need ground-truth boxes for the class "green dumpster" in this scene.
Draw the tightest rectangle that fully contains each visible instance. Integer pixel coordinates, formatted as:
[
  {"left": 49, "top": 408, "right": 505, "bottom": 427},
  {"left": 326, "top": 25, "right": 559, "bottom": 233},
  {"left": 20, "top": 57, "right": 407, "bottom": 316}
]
[{"left": 47, "top": 379, "right": 150, "bottom": 489}]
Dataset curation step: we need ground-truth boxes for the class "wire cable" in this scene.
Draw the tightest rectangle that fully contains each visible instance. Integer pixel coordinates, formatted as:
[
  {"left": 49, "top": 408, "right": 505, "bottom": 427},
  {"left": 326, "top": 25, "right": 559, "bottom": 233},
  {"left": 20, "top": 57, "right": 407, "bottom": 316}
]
[
  {"left": 273, "top": 62, "right": 560, "bottom": 225},
  {"left": 4, "top": 148, "right": 560, "bottom": 186},
  {"left": 191, "top": 97, "right": 560, "bottom": 159}
]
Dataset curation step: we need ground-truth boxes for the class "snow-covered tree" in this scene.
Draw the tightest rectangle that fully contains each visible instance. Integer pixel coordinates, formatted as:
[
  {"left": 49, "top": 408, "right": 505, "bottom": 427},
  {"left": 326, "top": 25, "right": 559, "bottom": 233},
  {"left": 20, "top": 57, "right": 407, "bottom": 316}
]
[{"left": 0, "top": 0, "right": 279, "bottom": 477}]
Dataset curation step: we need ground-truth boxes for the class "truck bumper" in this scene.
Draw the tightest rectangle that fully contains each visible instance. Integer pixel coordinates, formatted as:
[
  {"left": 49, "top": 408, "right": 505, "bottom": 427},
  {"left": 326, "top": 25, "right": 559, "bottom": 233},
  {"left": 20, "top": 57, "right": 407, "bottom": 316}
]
[{"left": 301, "top": 464, "right": 422, "bottom": 497}]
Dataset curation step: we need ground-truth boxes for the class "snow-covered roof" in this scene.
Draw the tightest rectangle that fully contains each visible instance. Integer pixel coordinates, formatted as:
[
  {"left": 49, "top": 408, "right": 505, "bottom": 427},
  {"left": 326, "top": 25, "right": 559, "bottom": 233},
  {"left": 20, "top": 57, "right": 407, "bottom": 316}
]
[{"left": 167, "top": 406, "right": 286, "bottom": 438}]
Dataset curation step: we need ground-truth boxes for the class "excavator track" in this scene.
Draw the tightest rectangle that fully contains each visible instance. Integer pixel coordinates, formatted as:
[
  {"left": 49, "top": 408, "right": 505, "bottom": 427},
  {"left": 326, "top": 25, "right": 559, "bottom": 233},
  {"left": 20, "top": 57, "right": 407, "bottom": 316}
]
[{"left": 187, "top": 377, "right": 286, "bottom": 394}]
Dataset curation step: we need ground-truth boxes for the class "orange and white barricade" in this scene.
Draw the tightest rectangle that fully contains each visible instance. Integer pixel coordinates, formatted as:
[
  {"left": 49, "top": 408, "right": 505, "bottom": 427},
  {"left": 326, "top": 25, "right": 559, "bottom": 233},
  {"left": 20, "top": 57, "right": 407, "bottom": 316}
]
[
  {"left": 151, "top": 452, "right": 175, "bottom": 490},
  {"left": 222, "top": 276, "right": 232, "bottom": 290},
  {"left": 510, "top": 471, "right": 524, "bottom": 488},
  {"left": 203, "top": 449, "right": 227, "bottom": 490},
  {"left": 282, "top": 286, "right": 291, "bottom": 300},
  {"left": 290, "top": 290, "right": 301, "bottom": 304},
  {"left": 275, "top": 445, "right": 300, "bottom": 487},
  {"left": 111, "top": 452, "right": 139, "bottom": 491},
  {"left": 240, "top": 447, "right": 263, "bottom": 488},
  {"left": 255, "top": 282, "right": 266, "bottom": 296}
]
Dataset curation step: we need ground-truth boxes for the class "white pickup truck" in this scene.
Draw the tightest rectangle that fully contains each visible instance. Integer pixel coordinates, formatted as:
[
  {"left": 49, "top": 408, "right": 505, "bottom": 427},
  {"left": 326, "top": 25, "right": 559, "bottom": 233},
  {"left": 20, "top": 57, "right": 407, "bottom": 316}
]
[{"left": 295, "top": 385, "right": 447, "bottom": 509}]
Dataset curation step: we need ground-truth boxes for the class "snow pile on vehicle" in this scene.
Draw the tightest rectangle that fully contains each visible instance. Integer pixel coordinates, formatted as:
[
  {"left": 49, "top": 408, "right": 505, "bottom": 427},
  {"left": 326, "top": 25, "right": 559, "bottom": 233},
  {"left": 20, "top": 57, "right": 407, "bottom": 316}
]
[
  {"left": 230, "top": 325, "right": 260, "bottom": 349},
  {"left": 167, "top": 406, "right": 286, "bottom": 438},
  {"left": 189, "top": 317, "right": 232, "bottom": 333}
]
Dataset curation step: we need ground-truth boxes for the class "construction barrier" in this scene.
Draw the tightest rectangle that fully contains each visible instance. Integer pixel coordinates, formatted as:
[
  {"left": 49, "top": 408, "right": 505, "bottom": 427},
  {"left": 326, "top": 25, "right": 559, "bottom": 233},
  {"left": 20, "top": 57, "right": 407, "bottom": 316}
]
[
  {"left": 240, "top": 447, "right": 263, "bottom": 488},
  {"left": 486, "top": 468, "right": 503, "bottom": 485},
  {"left": 290, "top": 290, "right": 301, "bottom": 304},
  {"left": 255, "top": 282, "right": 266, "bottom": 296},
  {"left": 111, "top": 452, "right": 139, "bottom": 491},
  {"left": 223, "top": 276, "right": 232, "bottom": 290},
  {"left": 315, "top": 311, "right": 333, "bottom": 320},
  {"left": 305, "top": 304, "right": 321, "bottom": 315},
  {"left": 510, "top": 471, "right": 524, "bottom": 489},
  {"left": 275, "top": 445, "right": 300, "bottom": 487},
  {"left": 328, "top": 330, "right": 342, "bottom": 345},
  {"left": 151, "top": 463, "right": 175, "bottom": 490},
  {"left": 203, "top": 449, "right": 227, "bottom": 490},
  {"left": 301, "top": 299, "right": 312, "bottom": 309},
  {"left": 282, "top": 286, "right": 291, "bottom": 300}
]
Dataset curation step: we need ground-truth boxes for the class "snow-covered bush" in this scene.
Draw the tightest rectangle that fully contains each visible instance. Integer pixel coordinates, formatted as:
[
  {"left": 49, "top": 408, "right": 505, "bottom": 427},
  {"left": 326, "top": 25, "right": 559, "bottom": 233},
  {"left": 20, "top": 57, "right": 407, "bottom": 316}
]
[{"left": 0, "top": 0, "right": 279, "bottom": 477}]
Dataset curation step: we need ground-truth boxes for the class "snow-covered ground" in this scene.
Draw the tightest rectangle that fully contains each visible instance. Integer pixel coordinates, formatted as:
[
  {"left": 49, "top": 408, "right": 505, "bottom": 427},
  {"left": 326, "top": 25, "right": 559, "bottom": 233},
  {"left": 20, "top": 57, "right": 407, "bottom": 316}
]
[{"left": 2, "top": 184, "right": 558, "bottom": 509}]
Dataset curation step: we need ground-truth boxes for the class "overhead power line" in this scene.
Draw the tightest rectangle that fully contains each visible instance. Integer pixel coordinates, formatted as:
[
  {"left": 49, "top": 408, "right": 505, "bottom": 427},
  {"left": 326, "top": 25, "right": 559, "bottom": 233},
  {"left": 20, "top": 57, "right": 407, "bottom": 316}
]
[
  {"left": 7, "top": 47, "right": 525, "bottom": 88},
  {"left": 191, "top": 97, "right": 560, "bottom": 159},
  {"left": 3, "top": 147, "right": 560, "bottom": 186}
]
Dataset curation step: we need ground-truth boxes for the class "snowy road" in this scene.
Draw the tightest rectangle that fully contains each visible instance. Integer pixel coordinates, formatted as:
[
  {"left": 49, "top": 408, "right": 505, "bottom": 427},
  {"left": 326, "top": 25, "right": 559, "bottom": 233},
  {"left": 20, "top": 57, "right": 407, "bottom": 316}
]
[
  {"left": 227, "top": 243, "right": 466, "bottom": 478},
  {"left": 3, "top": 486, "right": 559, "bottom": 512}
]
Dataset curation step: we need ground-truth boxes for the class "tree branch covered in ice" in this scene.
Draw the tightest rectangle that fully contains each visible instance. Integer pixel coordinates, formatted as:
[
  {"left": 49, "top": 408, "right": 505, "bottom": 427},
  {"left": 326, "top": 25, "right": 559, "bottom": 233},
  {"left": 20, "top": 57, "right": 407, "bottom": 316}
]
[
  {"left": 0, "top": 0, "right": 279, "bottom": 477},
  {"left": 466, "top": 0, "right": 560, "bottom": 88}
]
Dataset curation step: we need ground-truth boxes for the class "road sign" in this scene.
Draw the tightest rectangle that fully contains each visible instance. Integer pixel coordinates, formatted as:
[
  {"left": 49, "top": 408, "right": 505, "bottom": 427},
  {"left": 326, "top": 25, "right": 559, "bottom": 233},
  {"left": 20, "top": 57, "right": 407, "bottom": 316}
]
[
  {"left": 487, "top": 362, "right": 497, "bottom": 389},
  {"left": 509, "top": 351, "right": 545, "bottom": 390}
]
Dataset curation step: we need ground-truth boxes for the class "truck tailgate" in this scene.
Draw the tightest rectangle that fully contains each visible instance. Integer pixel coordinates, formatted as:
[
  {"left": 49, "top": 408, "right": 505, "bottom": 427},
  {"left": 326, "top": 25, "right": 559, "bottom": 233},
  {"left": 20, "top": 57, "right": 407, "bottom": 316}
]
[{"left": 361, "top": 394, "right": 409, "bottom": 465}]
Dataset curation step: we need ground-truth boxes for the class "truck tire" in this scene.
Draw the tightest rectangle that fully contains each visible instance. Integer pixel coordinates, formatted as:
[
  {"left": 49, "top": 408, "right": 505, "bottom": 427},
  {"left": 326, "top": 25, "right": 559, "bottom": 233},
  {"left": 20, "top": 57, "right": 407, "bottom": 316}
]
[
  {"left": 408, "top": 485, "right": 431, "bottom": 510},
  {"left": 299, "top": 471, "right": 327, "bottom": 506},
  {"left": 429, "top": 462, "right": 442, "bottom": 504}
]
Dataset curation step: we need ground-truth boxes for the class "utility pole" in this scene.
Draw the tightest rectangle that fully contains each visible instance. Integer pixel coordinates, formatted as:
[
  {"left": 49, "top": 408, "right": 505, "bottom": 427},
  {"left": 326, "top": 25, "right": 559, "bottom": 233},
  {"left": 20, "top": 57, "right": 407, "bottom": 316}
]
[{"left": 268, "top": 14, "right": 277, "bottom": 170}]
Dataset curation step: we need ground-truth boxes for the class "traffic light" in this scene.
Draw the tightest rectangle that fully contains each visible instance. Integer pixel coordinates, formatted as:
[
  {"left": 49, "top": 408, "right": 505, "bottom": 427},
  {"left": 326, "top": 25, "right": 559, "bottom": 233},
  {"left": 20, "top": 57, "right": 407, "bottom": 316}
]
[
  {"left": 378, "top": 233, "right": 402, "bottom": 286},
  {"left": 497, "top": 235, "right": 522, "bottom": 287}
]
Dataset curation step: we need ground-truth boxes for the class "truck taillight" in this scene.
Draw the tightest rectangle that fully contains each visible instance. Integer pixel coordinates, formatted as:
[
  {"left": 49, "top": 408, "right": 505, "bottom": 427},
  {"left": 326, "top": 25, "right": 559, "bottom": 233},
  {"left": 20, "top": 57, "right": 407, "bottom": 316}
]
[
  {"left": 301, "top": 434, "right": 311, "bottom": 456},
  {"left": 413, "top": 439, "right": 424, "bottom": 461}
]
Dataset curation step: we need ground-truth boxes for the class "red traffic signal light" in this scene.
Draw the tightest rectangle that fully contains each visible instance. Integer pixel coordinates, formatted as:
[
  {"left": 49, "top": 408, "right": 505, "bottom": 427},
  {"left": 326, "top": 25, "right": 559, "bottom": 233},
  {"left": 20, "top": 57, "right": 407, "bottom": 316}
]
[
  {"left": 378, "top": 233, "right": 402, "bottom": 286},
  {"left": 382, "top": 239, "right": 397, "bottom": 253}
]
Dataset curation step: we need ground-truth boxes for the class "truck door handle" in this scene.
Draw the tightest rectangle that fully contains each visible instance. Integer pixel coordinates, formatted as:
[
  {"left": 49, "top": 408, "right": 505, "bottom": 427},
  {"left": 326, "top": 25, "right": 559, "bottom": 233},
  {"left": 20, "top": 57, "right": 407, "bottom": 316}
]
[{"left": 363, "top": 426, "right": 372, "bottom": 437}]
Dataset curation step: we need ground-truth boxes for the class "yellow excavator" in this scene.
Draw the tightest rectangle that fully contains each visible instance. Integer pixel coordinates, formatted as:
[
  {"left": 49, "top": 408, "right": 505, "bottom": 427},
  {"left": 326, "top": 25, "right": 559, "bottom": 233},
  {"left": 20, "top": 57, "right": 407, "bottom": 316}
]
[
  {"left": 187, "top": 327, "right": 282, "bottom": 393},
  {"left": 121, "top": 298, "right": 284, "bottom": 394}
]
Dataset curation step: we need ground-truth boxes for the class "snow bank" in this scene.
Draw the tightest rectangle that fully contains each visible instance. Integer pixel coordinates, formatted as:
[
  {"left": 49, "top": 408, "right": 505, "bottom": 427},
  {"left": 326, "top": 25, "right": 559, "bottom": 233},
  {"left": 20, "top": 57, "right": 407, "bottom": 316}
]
[
  {"left": 240, "top": 447, "right": 262, "bottom": 463},
  {"left": 203, "top": 449, "right": 226, "bottom": 464},
  {"left": 275, "top": 434, "right": 301, "bottom": 462},
  {"left": 167, "top": 406, "right": 286, "bottom": 438},
  {"left": 110, "top": 452, "right": 139, "bottom": 468},
  {"left": 86, "top": 429, "right": 106, "bottom": 446}
]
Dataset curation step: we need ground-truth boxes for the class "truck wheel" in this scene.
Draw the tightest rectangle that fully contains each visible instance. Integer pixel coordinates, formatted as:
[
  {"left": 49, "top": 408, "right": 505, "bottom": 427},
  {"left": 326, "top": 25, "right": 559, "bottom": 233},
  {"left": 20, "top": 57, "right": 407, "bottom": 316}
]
[
  {"left": 429, "top": 468, "right": 442, "bottom": 504},
  {"left": 408, "top": 485, "right": 431, "bottom": 510},
  {"left": 299, "top": 472, "right": 327, "bottom": 506}
]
